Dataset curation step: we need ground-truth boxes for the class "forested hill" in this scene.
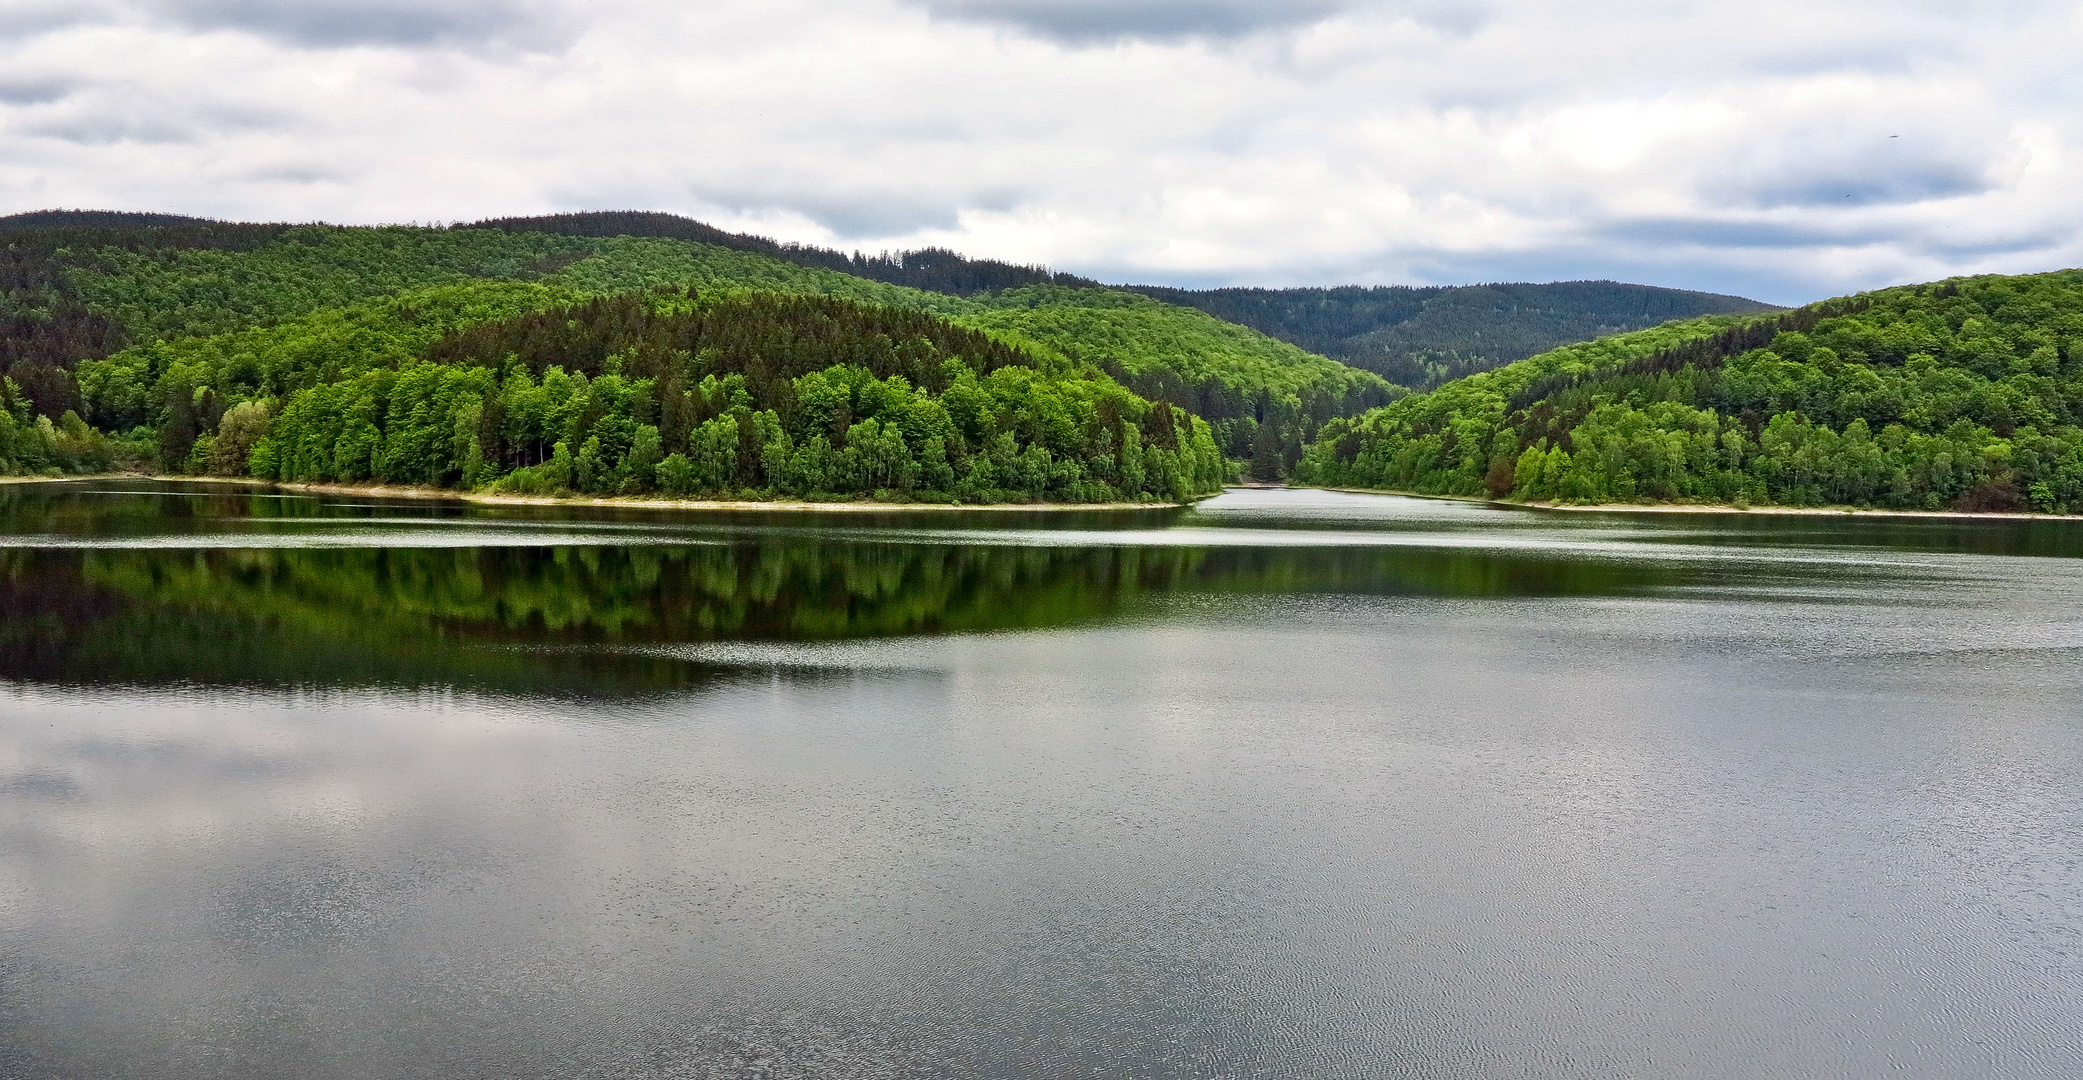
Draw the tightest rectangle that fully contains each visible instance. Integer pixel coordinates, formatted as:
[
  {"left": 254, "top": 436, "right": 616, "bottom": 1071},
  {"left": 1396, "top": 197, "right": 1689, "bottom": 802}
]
[
  {"left": 0, "top": 210, "right": 1391, "bottom": 481},
  {"left": 1129, "top": 281, "right": 1778, "bottom": 389},
  {"left": 45, "top": 285, "right": 1228, "bottom": 503},
  {"left": 469, "top": 212, "right": 1777, "bottom": 389},
  {"left": 1297, "top": 271, "right": 2083, "bottom": 515},
  {"left": 469, "top": 211, "right": 1099, "bottom": 297}
]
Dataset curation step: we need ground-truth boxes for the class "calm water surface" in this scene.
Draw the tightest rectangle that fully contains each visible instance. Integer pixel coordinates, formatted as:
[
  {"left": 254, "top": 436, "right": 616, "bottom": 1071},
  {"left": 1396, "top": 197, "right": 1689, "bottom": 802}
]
[{"left": 2, "top": 480, "right": 2080, "bottom": 1078}]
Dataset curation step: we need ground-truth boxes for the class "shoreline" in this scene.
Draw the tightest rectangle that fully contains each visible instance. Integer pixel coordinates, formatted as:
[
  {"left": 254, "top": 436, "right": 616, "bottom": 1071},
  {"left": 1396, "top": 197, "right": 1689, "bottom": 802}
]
[
  {"left": 1305, "top": 485, "right": 2083, "bottom": 523},
  {"left": 19, "top": 473, "right": 2074, "bottom": 522},
  {"left": 3, "top": 472, "right": 1192, "bottom": 513}
]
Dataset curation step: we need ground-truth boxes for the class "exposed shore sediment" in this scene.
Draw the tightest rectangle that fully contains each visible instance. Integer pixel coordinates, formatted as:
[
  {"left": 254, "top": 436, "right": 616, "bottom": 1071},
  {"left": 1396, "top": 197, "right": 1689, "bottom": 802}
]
[
  {"left": 1309, "top": 484, "right": 2083, "bottom": 522},
  {"left": 2, "top": 472, "right": 1190, "bottom": 513}
]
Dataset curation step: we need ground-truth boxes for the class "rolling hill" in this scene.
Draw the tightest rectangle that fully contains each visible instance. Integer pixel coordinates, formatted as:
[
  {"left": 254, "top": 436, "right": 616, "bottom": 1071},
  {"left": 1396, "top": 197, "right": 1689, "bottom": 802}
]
[
  {"left": 1296, "top": 270, "right": 2083, "bottom": 514},
  {"left": 1128, "top": 281, "right": 1779, "bottom": 389},
  {"left": 464, "top": 213, "right": 1779, "bottom": 389},
  {"left": 0, "top": 210, "right": 1393, "bottom": 482}
]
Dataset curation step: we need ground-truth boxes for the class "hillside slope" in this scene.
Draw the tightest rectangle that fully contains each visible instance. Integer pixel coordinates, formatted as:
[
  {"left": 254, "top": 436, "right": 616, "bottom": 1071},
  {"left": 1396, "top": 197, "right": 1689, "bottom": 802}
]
[
  {"left": 47, "top": 287, "right": 1226, "bottom": 504},
  {"left": 469, "top": 214, "right": 1395, "bottom": 471},
  {"left": 1, "top": 211, "right": 1393, "bottom": 477},
  {"left": 1297, "top": 271, "right": 2083, "bottom": 514},
  {"left": 472, "top": 212, "right": 1777, "bottom": 391},
  {"left": 474, "top": 212, "right": 1774, "bottom": 397},
  {"left": 1130, "top": 281, "right": 1778, "bottom": 389}
]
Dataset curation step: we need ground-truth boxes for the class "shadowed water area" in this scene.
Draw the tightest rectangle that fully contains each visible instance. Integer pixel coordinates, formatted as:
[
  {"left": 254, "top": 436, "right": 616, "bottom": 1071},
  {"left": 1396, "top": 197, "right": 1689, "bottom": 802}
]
[{"left": 2, "top": 480, "right": 2080, "bottom": 1078}]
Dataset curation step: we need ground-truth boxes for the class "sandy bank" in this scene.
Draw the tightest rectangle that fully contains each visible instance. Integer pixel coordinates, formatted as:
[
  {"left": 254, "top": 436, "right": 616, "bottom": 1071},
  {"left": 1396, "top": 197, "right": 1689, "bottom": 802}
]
[
  {"left": 1309, "top": 485, "right": 2083, "bottom": 523},
  {"left": 1, "top": 472, "right": 1190, "bottom": 513}
]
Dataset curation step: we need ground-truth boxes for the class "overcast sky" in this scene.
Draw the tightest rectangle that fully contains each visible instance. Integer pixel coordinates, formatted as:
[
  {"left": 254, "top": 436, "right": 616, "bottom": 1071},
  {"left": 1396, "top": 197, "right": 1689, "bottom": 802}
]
[{"left": 3, "top": 0, "right": 2079, "bottom": 303}]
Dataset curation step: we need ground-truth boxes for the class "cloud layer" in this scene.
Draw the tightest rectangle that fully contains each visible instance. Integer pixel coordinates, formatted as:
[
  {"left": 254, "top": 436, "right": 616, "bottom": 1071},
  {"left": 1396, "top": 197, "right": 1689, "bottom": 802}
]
[{"left": 2, "top": 0, "right": 2078, "bottom": 303}]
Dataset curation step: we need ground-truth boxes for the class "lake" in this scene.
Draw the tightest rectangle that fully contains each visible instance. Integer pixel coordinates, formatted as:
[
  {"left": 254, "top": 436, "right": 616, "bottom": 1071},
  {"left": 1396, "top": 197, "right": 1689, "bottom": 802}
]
[{"left": 2, "top": 480, "right": 2079, "bottom": 1078}]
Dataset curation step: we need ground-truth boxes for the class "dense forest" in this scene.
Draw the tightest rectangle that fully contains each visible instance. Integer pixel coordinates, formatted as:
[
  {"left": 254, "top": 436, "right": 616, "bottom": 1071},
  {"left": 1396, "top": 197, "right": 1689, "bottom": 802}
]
[
  {"left": 469, "top": 211, "right": 1099, "bottom": 296},
  {"left": 473, "top": 215, "right": 1397, "bottom": 473},
  {"left": 1131, "top": 281, "right": 1777, "bottom": 389},
  {"left": 1, "top": 210, "right": 1390, "bottom": 485},
  {"left": 1298, "top": 271, "right": 2083, "bottom": 514},
  {"left": 476, "top": 213, "right": 1773, "bottom": 397},
  {"left": 78, "top": 287, "right": 1227, "bottom": 503}
]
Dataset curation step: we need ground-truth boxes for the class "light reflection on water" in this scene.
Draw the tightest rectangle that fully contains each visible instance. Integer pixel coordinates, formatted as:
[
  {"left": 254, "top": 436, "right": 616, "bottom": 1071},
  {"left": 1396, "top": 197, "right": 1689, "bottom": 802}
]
[{"left": 1, "top": 481, "right": 2080, "bottom": 1079}]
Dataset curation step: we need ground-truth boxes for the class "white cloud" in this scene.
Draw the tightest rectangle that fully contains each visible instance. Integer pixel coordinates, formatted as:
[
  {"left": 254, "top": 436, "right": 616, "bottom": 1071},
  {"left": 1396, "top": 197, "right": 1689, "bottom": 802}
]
[{"left": 1, "top": 0, "right": 2078, "bottom": 303}]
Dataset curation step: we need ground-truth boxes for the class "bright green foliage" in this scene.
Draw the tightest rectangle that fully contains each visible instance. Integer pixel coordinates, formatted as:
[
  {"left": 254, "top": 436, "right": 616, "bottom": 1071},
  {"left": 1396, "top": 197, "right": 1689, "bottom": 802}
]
[
  {"left": 62, "top": 225, "right": 598, "bottom": 343},
  {"left": 1299, "top": 272, "right": 2083, "bottom": 514},
  {"left": 18, "top": 219, "right": 1391, "bottom": 482},
  {"left": 957, "top": 285, "right": 1399, "bottom": 477},
  {"left": 550, "top": 236, "right": 964, "bottom": 313},
  {"left": 0, "top": 407, "right": 116, "bottom": 477},
  {"left": 76, "top": 281, "right": 581, "bottom": 471},
  {"left": 77, "top": 280, "right": 579, "bottom": 432},
  {"left": 236, "top": 292, "right": 1225, "bottom": 503},
  {"left": 1131, "top": 280, "right": 1776, "bottom": 388},
  {"left": 0, "top": 374, "right": 113, "bottom": 475},
  {"left": 532, "top": 245, "right": 1400, "bottom": 475},
  {"left": 1297, "top": 317, "right": 1749, "bottom": 497}
]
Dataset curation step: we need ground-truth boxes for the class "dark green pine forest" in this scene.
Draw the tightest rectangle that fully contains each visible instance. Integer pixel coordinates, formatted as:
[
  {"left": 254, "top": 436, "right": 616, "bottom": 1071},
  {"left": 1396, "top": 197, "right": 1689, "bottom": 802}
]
[{"left": 1300, "top": 271, "right": 2083, "bottom": 514}]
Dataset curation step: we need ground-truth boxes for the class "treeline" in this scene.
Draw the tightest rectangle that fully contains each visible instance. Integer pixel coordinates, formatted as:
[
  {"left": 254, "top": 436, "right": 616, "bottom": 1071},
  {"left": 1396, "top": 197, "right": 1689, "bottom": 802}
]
[
  {"left": 468, "top": 211, "right": 1098, "bottom": 296},
  {"left": 1, "top": 213, "right": 293, "bottom": 419},
  {"left": 194, "top": 291, "right": 1227, "bottom": 503},
  {"left": 0, "top": 394, "right": 119, "bottom": 476},
  {"left": 1299, "top": 271, "right": 2083, "bottom": 514},
  {"left": 0, "top": 212, "right": 594, "bottom": 425},
  {"left": 955, "top": 286, "right": 1400, "bottom": 480},
  {"left": 459, "top": 218, "right": 1408, "bottom": 478},
  {"left": 2, "top": 210, "right": 1394, "bottom": 480},
  {"left": 1132, "top": 281, "right": 1777, "bottom": 389}
]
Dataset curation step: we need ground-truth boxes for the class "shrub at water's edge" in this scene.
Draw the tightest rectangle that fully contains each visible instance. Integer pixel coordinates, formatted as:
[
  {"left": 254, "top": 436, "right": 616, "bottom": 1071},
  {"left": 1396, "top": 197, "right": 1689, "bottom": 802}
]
[
  {"left": 106, "top": 290, "right": 1226, "bottom": 504},
  {"left": 0, "top": 397, "right": 122, "bottom": 478},
  {"left": 1298, "top": 271, "right": 2083, "bottom": 515}
]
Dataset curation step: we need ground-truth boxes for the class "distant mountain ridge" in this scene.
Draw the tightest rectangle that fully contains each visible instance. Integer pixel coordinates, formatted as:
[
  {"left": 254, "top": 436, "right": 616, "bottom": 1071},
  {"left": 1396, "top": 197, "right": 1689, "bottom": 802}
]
[
  {"left": 1128, "top": 281, "right": 1780, "bottom": 389},
  {"left": 0, "top": 209, "right": 1384, "bottom": 486},
  {"left": 0, "top": 207, "right": 1769, "bottom": 482},
  {"left": 466, "top": 212, "right": 1780, "bottom": 387},
  {"left": 468, "top": 211, "right": 1096, "bottom": 297},
  {"left": 0, "top": 209, "right": 233, "bottom": 232},
  {"left": 6, "top": 209, "right": 1777, "bottom": 394}
]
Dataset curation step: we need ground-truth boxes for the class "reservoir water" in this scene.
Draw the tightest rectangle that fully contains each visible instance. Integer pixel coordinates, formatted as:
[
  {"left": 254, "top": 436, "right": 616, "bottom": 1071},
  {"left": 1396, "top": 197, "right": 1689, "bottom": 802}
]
[{"left": 2, "top": 480, "right": 2079, "bottom": 1078}]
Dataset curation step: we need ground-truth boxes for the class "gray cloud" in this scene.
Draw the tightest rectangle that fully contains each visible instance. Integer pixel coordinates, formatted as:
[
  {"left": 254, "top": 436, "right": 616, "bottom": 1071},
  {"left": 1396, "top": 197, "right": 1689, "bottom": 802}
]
[
  {"left": 242, "top": 164, "right": 348, "bottom": 185},
  {"left": 1, "top": 0, "right": 2078, "bottom": 304},
  {"left": 23, "top": 99, "right": 291, "bottom": 146},
  {"left": 798, "top": 201, "right": 961, "bottom": 239},
  {"left": 909, "top": 0, "right": 1351, "bottom": 42},
  {"left": 1751, "top": 168, "right": 1991, "bottom": 210},
  {"left": 1592, "top": 217, "right": 2067, "bottom": 262},
  {"left": 153, "top": 0, "right": 579, "bottom": 49},
  {"left": 26, "top": 114, "right": 208, "bottom": 145},
  {"left": 0, "top": 1, "right": 120, "bottom": 41},
  {"left": 0, "top": 78, "right": 74, "bottom": 105},
  {"left": 1600, "top": 218, "right": 1892, "bottom": 251},
  {"left": 706, "top": 186, "right": 971, "bottom": 240},
  {"left": 1711, "top": 137, "right": 1999, "bottom": 211}
]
